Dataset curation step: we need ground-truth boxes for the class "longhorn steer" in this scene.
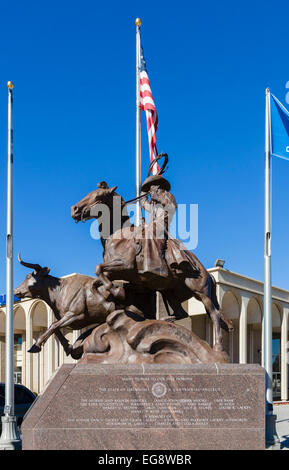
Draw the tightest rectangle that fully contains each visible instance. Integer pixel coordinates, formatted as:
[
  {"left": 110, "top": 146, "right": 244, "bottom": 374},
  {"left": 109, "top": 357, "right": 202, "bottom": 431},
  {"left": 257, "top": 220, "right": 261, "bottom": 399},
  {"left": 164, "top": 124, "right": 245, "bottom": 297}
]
[{"left": 14, "top": 254, "right": 121, "bottom": 358}]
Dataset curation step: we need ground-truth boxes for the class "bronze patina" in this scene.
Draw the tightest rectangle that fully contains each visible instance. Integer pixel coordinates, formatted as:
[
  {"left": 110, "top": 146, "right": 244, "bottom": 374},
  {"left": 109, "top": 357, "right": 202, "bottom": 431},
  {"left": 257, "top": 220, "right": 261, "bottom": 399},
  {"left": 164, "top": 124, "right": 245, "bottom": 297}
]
[
  {"left": 16, "top": 154, "right": 231, "bottom": 363},
  {"left": 71, "top": 156, "right": 233, "bottom": 353},
  {"left": 14, "top": 254, "right": 156, "bottom": 359}
]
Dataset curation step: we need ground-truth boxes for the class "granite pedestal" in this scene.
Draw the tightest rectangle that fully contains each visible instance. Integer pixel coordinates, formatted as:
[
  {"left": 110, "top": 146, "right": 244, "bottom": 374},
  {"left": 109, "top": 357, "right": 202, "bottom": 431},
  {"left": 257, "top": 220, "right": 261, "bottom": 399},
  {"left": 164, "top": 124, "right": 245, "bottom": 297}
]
[{"left": 22, "top": 363, "right": 265, "bottom": 450}]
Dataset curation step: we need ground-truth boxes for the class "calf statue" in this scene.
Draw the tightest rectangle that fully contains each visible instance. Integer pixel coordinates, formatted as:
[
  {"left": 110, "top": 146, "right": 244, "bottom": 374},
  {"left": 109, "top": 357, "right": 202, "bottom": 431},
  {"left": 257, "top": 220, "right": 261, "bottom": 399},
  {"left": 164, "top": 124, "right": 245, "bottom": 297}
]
[{"left": 14, "top": 254, "right": 156, "bottom": 359}]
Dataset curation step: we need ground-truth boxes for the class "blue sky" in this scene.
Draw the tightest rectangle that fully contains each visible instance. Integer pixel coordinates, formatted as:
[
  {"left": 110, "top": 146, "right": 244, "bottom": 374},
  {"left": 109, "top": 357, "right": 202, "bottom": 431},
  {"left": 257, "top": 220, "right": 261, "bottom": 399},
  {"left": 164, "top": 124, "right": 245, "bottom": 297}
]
[{"left": 0, "top": 0, "right": 289, "bottom": 292}]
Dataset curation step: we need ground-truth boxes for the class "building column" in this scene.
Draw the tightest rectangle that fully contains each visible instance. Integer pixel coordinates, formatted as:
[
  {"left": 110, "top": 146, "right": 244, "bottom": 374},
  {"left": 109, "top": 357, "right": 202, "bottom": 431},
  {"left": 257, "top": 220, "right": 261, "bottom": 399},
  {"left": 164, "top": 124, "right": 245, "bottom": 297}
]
[
  {"left": 248, "top": 325, "right": 254, "bottom": 364},
  {"left": 205, "top": 317, "right": 212, "bottom": 347},
  {"left": 239, "top": 295, "right": 250, "bottom": 364},
  {"left": 54, "top": 336, "right": 60, "bottom": 370},
  {"left": 281, "top": 307, "right": 288, "bottom": 402},
  {"left": 72, "top": 329, "right": 79, "bottom": 343},
  {"left": 25, "top": 312, "right": 33, "bottom": 390},
  {"left": 40, "top": 340, "right": 44, "bottom": 392},
  {"left": 60, "top": 333, "right": 65, "bottom": 365},
  {"left": 21, "top": 332, "right": 26, "bottom": 387},
  {"left": 229, "top": 330, "right": 234, "bottom": 362},
  {"left": 47, "top": 308, "right": 54, "bottom": 381}
]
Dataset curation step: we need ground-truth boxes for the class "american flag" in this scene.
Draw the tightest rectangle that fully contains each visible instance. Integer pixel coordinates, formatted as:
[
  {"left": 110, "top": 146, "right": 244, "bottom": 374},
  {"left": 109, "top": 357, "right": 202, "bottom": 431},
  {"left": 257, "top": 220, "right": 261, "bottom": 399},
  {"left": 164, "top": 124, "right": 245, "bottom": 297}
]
[{"left": 139, "top": 43, "right": 160, "bottom": 175}]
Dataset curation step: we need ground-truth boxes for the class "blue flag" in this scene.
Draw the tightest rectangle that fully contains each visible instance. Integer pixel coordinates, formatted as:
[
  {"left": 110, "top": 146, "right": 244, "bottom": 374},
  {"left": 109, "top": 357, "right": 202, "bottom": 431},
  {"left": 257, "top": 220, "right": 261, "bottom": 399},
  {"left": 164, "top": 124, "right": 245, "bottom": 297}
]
[{"left": 271, "top": 94, "right": 289, "bottom": 160}]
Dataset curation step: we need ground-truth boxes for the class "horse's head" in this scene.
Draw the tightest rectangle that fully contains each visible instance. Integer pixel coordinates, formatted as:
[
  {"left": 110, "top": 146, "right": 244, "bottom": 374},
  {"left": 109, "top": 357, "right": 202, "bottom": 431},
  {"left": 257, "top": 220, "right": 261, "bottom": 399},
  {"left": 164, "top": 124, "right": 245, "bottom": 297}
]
[{"left": 71, "top": 182, "right": 118, "bottom": 223}]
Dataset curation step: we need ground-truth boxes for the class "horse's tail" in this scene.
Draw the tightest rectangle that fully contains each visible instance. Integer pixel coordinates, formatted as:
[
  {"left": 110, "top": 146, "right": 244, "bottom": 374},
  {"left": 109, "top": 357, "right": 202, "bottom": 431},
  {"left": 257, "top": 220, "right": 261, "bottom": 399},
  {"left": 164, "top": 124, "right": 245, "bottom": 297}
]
[{"left": 209, "top": 274, "right": 220, "bottom": 310}]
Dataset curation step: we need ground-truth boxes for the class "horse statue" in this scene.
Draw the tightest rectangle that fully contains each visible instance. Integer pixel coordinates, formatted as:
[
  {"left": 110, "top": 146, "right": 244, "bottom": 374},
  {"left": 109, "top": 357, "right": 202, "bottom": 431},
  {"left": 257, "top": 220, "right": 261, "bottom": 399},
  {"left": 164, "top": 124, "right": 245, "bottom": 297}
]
[{"left": 71, "top": 156, "right": 233, "bottom": 351}]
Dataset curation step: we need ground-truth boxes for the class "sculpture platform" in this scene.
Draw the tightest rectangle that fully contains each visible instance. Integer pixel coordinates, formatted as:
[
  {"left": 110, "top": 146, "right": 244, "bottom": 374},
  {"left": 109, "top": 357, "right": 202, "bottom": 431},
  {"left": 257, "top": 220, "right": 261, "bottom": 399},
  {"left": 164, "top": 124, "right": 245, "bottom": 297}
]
[{"left": 22, "top": 363, "right": 265, "bottom": 450}]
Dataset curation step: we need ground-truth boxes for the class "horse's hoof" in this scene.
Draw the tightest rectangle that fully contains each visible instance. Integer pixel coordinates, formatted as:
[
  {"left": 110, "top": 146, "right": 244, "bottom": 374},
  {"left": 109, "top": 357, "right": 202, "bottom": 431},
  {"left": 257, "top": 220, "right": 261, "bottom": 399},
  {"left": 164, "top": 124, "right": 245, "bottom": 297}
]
[
  {"left": 28, "top": 344, "right": 41, "bottom": 353},
  {"left": 65, "top": 344, "right": 83, "bottom": 360},
  {"left": 70, "top": 348, "right": 83, "bottom": 360}
]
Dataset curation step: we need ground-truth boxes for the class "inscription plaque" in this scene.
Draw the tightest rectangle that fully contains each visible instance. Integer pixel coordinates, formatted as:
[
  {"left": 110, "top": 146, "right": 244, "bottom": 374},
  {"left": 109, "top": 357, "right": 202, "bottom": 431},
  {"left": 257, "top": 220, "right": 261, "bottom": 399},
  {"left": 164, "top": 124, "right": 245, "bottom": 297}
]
[
  {"left": 63, "top": 375, "right": 259, "bottom": 429},
  {"left": 22, "top": 363, "right": 265, "bottom": 450}
]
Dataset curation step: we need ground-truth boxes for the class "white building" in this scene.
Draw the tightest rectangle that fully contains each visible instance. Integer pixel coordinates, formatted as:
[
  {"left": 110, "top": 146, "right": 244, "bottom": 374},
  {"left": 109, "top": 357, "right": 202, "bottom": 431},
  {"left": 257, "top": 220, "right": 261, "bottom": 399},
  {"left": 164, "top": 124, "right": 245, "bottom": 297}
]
[
  {"left": 180, "top": 267, "right": 288, "bottom": 402},
  {"left": 0, "top": 267, "right": 288, "bottom": 400}
]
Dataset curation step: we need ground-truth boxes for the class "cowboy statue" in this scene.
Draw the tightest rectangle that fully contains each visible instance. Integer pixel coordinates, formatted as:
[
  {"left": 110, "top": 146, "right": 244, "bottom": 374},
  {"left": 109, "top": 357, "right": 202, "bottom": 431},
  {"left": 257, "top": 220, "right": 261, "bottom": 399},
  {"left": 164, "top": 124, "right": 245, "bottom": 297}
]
[
  {"left": 139, "top": 153, "right": 200, "bottom": 280},
  {"left": 71, "top": 153, "right": 233, "bottom": 350}
]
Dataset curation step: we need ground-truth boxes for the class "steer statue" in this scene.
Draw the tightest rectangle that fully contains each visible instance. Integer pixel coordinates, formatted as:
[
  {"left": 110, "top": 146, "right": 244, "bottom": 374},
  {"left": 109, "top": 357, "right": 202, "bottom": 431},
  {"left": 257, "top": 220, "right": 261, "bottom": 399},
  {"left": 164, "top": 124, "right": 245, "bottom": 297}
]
[{"left": 14, "top": 254, "right": 156, "bottom": 359}]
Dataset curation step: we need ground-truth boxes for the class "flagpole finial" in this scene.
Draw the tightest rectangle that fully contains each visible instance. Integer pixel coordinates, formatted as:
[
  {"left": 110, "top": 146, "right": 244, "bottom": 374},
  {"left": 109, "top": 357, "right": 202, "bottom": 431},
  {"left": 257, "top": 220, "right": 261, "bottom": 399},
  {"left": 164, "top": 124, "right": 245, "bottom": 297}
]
[
  {"left": 266, "top": 87, "right": 270, "bottom": 95},
  {"left": 135, "top": 18, "right": 141, "bottom": 27},
  {"left": 7, "top": 81, "right": 14, "bottom": 90}
]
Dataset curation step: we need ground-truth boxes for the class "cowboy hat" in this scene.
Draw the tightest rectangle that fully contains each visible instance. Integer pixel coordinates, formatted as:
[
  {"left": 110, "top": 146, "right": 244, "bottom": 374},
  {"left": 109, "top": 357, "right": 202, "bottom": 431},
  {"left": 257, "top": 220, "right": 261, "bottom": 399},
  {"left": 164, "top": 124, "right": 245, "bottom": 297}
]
[{"left": 141, "top": 175, "right": 171, "bottom": 193}]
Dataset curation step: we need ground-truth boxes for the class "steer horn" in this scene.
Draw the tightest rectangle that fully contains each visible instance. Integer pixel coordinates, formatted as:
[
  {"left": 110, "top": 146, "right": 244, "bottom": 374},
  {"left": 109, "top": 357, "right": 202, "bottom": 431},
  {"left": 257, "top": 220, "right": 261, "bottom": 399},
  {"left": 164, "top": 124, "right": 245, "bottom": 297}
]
[{"left": 17, "top": 253, "right": 42, "bottom": 272}]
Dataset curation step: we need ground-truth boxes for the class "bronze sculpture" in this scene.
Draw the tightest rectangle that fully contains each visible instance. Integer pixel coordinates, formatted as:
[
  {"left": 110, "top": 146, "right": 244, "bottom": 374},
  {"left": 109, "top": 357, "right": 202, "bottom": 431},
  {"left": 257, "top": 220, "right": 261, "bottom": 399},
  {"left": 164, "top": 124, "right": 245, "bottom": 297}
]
[
  {"left": 15, "top": 154, "right": 231, "bottom": 362},
  {"left": 71, "top": 156, "right": 233, "bottom": 352},
  {"left": 14, "top": 254, "right": 156, "bottom": 359},
  {"left": 80, "top": 309, "right": 228, "bottom": 364}
]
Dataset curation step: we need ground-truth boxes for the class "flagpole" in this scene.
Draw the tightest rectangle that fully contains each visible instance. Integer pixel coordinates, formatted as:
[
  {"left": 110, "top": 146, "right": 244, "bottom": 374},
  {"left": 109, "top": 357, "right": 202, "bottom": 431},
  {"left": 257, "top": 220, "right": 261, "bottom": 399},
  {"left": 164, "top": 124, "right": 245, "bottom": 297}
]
[
  {"left": 0, "top": 81, "right": 21, "bottom": 450},
  {"left": 135, "top": 17, "right": 142, "bottom": 226},
  {"left": 264, "top": 87, "right": 279, "bottom": 448},
  {"left": 264, "top": 87, "right": 272, "bottom": 411}
]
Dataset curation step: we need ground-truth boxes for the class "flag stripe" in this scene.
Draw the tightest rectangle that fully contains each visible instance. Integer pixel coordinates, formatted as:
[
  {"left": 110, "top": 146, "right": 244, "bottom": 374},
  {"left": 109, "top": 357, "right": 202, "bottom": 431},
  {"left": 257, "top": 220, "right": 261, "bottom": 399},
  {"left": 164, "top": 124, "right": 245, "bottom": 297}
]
[{"left": 140, "top": 43, "right": 159, "bottom": 175}]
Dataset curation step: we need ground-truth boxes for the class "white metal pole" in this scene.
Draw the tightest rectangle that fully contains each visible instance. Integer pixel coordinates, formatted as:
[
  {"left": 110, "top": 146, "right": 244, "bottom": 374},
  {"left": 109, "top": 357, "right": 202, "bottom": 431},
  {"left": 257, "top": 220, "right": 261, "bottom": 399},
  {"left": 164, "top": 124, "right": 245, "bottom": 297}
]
[
  {"left": 0, "top": 81, "right": 21, "bottom": 450},
  {"left": 135, "top": 17, "right": 142, "bottom": 226},
  {"left": 264, "top": 87, "right": 279, "bottom": 448},
  {"left": 6, "top": 82, "right": 14, "bottom": 416},
  {"left": 264, "top": 87, "right": 272, "bottom": 411}
]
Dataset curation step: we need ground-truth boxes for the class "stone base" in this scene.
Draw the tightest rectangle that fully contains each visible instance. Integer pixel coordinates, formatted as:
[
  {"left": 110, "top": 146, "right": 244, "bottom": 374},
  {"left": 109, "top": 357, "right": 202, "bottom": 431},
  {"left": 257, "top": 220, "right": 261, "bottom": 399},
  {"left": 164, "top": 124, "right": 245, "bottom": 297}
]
[{"left": 22, "top": 363, "right": 265, "bottom": 450}]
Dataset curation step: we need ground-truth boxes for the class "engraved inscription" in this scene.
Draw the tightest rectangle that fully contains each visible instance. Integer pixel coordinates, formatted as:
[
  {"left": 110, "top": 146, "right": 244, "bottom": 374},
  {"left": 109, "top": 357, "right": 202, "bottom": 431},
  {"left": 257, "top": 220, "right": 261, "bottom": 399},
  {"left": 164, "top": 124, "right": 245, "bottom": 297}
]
[{"left": 61, "top": 374, "right": 260, "bottom": 429}]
